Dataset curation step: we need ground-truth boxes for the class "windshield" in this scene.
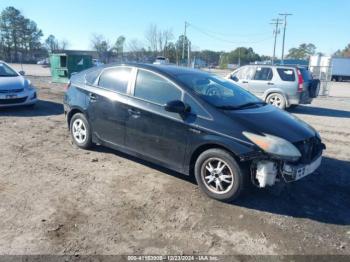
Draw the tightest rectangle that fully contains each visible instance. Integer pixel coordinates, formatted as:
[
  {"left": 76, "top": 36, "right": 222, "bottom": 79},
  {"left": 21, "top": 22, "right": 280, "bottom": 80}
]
[
  {"left": 177, "top": 72, "right": 263, "bottom": 109},
  {"left": 0, "top": 63, "right": 18, "bottom": 77}
]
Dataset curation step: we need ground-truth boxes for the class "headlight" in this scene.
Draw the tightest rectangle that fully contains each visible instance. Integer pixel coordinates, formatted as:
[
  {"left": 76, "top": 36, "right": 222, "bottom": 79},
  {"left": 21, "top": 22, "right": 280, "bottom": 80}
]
[
  {"left": 243, "top": 131, "right": 301, "bottom": 161},
  {"left": 26, "top": 80, "right": 34, "bottom": 90}
]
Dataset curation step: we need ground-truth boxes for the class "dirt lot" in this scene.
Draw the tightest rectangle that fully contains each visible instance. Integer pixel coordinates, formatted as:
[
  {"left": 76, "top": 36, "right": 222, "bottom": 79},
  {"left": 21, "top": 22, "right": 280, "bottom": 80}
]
[{"left": 0, "top": 74, "right": 349, "bottom": 256}]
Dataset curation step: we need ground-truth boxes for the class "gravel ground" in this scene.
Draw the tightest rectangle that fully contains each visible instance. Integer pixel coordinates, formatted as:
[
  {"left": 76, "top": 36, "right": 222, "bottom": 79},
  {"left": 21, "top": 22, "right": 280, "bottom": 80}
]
[{"left": 0, "top": 76, "right": 349, "bottom": 255}]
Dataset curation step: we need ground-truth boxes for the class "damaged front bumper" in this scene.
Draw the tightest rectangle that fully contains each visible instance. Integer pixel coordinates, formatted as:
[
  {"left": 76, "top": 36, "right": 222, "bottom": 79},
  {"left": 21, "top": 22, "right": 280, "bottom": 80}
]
[
  {"left": 282, "top": 154, "right": 322, "bottom": 182},
  {"left": 247, "top": 146, "right": 325, "bottom": 188}
]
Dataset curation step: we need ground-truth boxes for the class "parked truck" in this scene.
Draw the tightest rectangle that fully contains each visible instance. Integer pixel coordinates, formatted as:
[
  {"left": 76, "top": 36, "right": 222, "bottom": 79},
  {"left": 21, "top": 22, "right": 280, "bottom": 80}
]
[
  {"left": 331, "top": 57, "right": 350, "bottom": 82},
  {"left": 309, "top": 55, "right": 350, "bottom": 83}
]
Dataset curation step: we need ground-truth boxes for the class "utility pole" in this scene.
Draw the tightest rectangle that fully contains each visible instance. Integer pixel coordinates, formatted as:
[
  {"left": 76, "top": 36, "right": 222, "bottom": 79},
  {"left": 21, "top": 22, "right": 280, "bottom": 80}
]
[
  {"left": 238, "top": 47, "right": 241, "bottom": 67},
  {"left": 279, "top": 13, "right": 293, "bottom": 64},
  {"left": 187, "top": 40, "right": 191, "bottom": 67},
  {"left": 182, "top": 21, "right": 188, "bottom": 60},
  {"left": 270, "top": 18, "right": 283, "bottom": 65}
]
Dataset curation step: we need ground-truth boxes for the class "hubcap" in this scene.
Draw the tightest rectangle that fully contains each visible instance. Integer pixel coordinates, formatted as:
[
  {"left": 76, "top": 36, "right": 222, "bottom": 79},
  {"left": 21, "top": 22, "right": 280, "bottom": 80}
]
[
  {"left": 268, "top": 95, "right": 282, "bottom": 108},
  {"left": 72, "top": 119, "right": 87, "bottom": 144},
  {"left": 201, "top": 158, "right": 234, "bottom": 194}
]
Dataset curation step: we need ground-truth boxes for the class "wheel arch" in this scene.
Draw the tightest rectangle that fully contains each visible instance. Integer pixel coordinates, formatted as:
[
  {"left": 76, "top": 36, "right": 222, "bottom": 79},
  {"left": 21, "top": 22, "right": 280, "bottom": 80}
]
[
  {"left": 67, "top": 107, "right": 87, "bottom": 130},
  {"left": 263, "top": 89, "right": 289, "bottom": 107},
  {"left": 188, "top": 143, "right": 241, "bottom": 177}
]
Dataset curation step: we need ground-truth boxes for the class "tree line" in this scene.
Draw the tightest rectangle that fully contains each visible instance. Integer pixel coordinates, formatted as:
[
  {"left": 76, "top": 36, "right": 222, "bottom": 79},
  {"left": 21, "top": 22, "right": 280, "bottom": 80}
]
[{"left": 1, "top": 6, "right": 349, "bottom": 66}]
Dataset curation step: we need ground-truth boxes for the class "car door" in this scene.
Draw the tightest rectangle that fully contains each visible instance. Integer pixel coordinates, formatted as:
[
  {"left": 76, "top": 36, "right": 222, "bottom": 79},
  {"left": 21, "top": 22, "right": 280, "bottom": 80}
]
[
  {"left": 124, "top": 68, "right": 190, "bottom": 171},
  {"left": 229, "top": 66, "right": 255, "bottom": 91},
  {"left": 87, "top": 66, "right": 133, "bottom": 146},
  {"left": 248, "top": 66, "right": 274, "bottom": 97}
]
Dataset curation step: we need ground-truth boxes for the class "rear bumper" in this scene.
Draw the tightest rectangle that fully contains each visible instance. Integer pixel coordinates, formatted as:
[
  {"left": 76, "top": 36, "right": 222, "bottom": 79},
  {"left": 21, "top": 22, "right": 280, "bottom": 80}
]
[{"left": 288, "top": 92, "right": 312, "bottom": 105}]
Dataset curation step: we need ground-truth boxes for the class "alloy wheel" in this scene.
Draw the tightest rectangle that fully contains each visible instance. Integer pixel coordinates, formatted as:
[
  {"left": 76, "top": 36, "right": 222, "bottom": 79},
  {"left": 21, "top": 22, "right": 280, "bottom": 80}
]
[
  {"left": 72, "top": 119, "right": 87, "bottom": 144},
  {"left": 268, "top": 94, "right": 283, "bottom": 108},
  {"left": 200, "top": 158, "right": 234, "bottom": 194}
]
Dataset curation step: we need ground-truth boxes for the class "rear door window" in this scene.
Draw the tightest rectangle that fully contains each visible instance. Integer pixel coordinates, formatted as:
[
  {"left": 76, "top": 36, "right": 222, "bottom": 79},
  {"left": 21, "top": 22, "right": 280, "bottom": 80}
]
[
  {"left": 134, "top": 69, "right": 182, "bottom": 105},
  {"left": 98, "top": 67, "right": 132, "bottom": 93},
  {"left": 254, "top": 67, "right": 273, "bottom": 81},
  {"left": 277, "top": 68, "right": 296, "bottom": 81},
  {"left": 236, "top": 66, "right": 255, "bottom": 80}
]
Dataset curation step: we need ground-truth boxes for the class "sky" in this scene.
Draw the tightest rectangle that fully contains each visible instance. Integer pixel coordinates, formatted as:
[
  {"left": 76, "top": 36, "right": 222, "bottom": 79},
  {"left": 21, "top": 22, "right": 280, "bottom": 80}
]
[{"left": 1, "top": 0, "right": 349, "bottom": 56}]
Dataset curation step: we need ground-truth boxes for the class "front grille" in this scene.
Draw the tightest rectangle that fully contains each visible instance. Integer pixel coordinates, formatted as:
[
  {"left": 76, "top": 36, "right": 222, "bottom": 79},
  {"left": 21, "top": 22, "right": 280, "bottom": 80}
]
[
  {"left": 0, "top": 97, "right": 27, "bottom": 104},
  {"left": 293, "top": 136, "right": 323, "bottom": 164},
  {"left": 0, "top": 88, "right": 24, "bottom": 94}
]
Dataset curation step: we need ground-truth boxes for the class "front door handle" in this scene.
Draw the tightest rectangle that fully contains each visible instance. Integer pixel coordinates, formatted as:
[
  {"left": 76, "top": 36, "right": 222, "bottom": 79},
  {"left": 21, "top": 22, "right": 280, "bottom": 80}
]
[
  {"left": 267, "top": 82, "right": 274, "bottom": 85},
  {"left": 89, "top": 93, "right": 97, "bottom": 102},
  {"left": 242, "top": 81, "right": 249, "bottom": 84}
]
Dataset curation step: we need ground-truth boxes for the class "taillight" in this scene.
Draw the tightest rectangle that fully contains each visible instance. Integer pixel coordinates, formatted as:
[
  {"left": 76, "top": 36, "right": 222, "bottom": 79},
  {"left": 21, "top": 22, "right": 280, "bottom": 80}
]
[
  {"left": 65, "top": 81, "right": 71, "bottom": 91},
  {"left": 297, "top": 69, "right": 304, "bottom": 93}
]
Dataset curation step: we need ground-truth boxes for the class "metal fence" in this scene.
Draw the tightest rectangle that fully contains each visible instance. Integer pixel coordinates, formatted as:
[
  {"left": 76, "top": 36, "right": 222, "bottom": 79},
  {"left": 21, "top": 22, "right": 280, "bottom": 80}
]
[{"left": 309, "top": 65, "right": 332, "bottom": 96}]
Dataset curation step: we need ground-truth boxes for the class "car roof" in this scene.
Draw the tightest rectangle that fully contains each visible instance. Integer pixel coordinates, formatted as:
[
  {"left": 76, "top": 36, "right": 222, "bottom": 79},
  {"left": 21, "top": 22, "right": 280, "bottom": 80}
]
[{"left": 100, "top": 63, "right": 206, "bottom": 77}]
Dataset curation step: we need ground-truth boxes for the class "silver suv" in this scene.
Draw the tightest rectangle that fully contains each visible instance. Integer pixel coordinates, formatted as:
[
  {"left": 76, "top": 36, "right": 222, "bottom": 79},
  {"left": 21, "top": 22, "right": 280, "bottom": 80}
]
[{"left": 226, "top": 65, "right": 319, "bottom": 109}]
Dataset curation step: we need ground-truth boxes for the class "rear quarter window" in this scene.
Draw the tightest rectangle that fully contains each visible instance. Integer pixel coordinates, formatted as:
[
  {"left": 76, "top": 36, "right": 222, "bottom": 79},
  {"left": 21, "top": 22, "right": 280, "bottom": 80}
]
[
  {"left": 85, "top": 68, "right": 103, "bottom": 85},
  {"left": 300, "top": 68, "right": 312, "bottom": 82},
  {"left": 277, "top": 68, "right": 296, "bottom": 82}
]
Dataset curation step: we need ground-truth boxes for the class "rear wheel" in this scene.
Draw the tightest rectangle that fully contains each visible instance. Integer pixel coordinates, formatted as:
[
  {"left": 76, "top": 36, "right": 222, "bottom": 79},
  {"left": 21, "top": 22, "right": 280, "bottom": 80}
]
[
  {"left": 194, "top": 149, "right": 245, "bottom": 202},
  {"left": 266, "top": 93, "right": 286, "bottom": 110},
  {"left": 70, "top": 113, "right": 92, "bottom": 149}
]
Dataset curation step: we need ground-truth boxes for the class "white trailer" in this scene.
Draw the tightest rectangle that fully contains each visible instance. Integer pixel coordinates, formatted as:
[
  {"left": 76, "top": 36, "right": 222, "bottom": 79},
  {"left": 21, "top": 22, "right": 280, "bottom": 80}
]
[
  {"left": 331, "top": 57, "right": 350, "bottom": 81},
  {"left": 309, "top": 55, "right": 350, "bottom": 82}
]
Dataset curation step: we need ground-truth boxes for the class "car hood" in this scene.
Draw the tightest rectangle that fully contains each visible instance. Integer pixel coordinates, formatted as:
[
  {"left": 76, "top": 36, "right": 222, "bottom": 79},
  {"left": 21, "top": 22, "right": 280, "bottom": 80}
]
[
  {"left": 0, "top": 76, "right": 28, "bottom": 90},
  {"left": 225, "top": 104, "right": 316, "bottom": 143}
]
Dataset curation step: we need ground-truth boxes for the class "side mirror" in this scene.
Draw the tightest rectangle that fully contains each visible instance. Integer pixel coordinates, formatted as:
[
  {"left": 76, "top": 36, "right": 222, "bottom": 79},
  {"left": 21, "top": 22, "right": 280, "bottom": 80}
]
[
  {"left": 19, "top": 71, "right": 25, "bottom": 76},
  {"left": 165, "top": 100, "right": 191, "bottom": 114},
  {"left": 230, "top": 75, "right": 238, "bottom": 82}
]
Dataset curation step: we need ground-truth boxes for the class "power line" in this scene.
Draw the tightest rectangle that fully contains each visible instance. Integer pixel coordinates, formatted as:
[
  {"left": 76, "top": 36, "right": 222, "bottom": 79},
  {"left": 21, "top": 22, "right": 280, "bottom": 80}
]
[
  {"left": 188, "top": 22, "right": 271, "bottom": 38},
  {"left": 188, "top": 23, "right": 273, "bottom": 45}
]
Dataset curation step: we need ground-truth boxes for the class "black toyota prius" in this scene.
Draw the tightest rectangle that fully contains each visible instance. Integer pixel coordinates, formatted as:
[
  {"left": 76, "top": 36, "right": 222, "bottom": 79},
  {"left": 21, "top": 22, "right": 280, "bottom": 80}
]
[{"left": 63, "top": 63, "right": 325, "bottom": 202}]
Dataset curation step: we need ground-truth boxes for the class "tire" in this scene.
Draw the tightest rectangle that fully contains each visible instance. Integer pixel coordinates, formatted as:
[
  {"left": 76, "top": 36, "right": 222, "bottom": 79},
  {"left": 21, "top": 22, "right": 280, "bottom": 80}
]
[
  {"left": 266, "top": 93, "right": 286, "bottom": 110},
  {"left": 70, "top": 113, "right": 92, "bottom": 149},
  {"left": 194, "top": 149, "right": 245, "bottom": 202},
  {"left": 288, "top": 104, "right": 298, "bottom": 109}
]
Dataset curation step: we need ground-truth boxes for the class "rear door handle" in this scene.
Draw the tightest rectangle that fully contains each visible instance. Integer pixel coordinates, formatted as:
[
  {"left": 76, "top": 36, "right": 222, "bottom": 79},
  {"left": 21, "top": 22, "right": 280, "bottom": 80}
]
[
  {"left": 242, "top": 81, "right": 249, "bottom": 84},
  {"left": 267, "top": 82, "right": 274, "bottom": 85},
  {"left": 89, "top": 93, "right": 97, "bottom": 102},
  {"left": 128, "top": 108, "right": 141, "bottom": 118}
]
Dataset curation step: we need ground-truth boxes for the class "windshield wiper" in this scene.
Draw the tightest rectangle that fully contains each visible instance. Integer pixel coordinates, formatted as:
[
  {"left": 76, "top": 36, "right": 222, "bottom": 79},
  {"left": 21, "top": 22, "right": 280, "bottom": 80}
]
[
  {"left": 216, "top": 105, "right": 240, "bottom": 110},
  {"left": 237, "top": 101, "right": 266, "bottom": 109},
  {"left": 216, "top": 101, "right": 266, "bottom": 110}
]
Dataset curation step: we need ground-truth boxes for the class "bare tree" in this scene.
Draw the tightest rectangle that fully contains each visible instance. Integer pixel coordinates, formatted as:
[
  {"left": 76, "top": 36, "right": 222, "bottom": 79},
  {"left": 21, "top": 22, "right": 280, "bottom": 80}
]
[
  {"left": 145, "top": 24, "right": 158, "bottom": 53},
  {"left": 127, "top": 38, "right": 145, "bottom": 62},
  {"left": 91, "top": 34, "right": 112, "bottom": 63},
  {"left": 160, "top": 28, "right": 173, "bottom": 56},
  {"left": 128, "top": 39, "right": 144, "bottom": 52},
  {"left": 145, "top": 25, "right": 174, "bottom": 57},
  {"left": 59, "top": 40, "right": 69, "bottom": 51}
]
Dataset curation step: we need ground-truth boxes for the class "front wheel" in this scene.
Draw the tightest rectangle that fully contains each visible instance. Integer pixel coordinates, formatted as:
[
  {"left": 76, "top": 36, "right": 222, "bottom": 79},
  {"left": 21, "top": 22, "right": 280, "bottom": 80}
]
[
  {"left": 194, "top": 149, "right": 245, "bottom": 202},
  {"left": 266, "top": 93, "right": 286, "bottom": 109},
  {"left": 70, "top": 113, "right": 92, "bottom": 149}
]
